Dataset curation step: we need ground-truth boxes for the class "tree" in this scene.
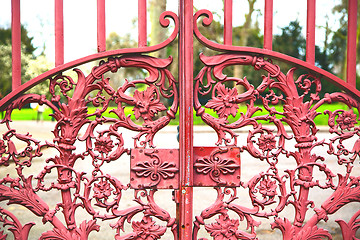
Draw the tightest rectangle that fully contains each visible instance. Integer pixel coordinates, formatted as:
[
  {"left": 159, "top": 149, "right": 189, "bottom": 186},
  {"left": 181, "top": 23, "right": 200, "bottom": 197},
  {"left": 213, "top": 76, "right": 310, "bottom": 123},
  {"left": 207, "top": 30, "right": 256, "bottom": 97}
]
[
  {"left": 272, "top": 19, "right": 342, "bottom": 96},
  {"left": 25, "top": 55, "right": 53, "bottom": 96},
  {"left": 0, "top": 25, "right": 36, "bottom": 56},
  {"left": 233, "top": 0, "right": 258, "bottom": 86},
  {"left": 149, "top": 0, "right": 167, "bottom": 59},
  {"left": 327, "top": 0, "right": 360, "bottom": 84},
  {"left": 273, "top": 20, "right": 306, "bottom": 60},
  {"left": 0, "top": 25, "right": 37, "bottom": 96}
]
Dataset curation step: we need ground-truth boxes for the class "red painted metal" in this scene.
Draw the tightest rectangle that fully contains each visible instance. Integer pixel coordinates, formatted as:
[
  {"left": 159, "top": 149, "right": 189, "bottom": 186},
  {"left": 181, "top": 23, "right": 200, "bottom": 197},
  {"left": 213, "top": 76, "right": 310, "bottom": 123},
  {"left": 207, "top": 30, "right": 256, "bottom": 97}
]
[
  {"left": 178, "top": 0, "right": 194, "bottom": 239},
  {"left": 193, "top": 51, "right": 360, "bottom": 239},
  {"left": 0, "top": 54, "right": 179, "bottom": 239},
  {"left": 97, "top": 0, "right": 106, "bottom": 52},
  {"left": 347, "top": 0, "right": 358, "bottom": 87},
  {"left": 131, "top": 147, "right": 241, "bottom": 189},
  {"left": 1, "top": 1, "right": 360, "bottom": 240},
  {"left": 55, "top": 0, "right": 64, "bottom": 66},
  {"left": 264, "top": 0, "right": 273, "bottom": 50},
  {"left": 306, "top": 0, "right": 316, "bottom": 65},
  {"left": 138, "top": 0, "right": 147, "bottom": 47},
  {"left": 11, "top": 0, "right": 21, "bottom": 91},
  {"left": 193, "top": 147, "right": 240, "bottom": 187},
  {"left": 224, "top": 0, "right": 233, "bottom": 45},
  {"left": 131, "top": 149, "right": 179, "bottom": 189}
]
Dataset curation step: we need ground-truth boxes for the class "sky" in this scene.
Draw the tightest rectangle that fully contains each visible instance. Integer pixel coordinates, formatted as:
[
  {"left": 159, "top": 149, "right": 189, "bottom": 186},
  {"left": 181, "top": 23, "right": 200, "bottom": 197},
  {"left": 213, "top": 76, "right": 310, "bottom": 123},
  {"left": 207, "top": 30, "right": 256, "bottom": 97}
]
[{"left": 0, "top": 0, "right": 341, "bottom": 66}]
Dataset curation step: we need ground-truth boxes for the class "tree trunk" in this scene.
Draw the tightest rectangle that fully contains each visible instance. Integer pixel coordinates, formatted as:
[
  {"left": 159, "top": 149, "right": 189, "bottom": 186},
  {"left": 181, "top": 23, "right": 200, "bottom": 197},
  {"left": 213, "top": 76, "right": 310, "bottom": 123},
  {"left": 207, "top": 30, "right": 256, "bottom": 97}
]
[
  {"left": 234, "top": 0, "right": 256, "bottom": 93},
  {"left": 149, "top": 0, "right": 167, "bottom": 59}
]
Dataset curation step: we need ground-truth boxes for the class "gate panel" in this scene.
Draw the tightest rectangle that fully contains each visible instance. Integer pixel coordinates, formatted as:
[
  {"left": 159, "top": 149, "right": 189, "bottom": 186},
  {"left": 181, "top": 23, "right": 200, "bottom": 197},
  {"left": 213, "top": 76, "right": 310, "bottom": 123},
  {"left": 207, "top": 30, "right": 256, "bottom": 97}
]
[
  {"left": 0, "top": 54, "right": 180, "bottom": 239},
  {"left": 191, "top": 50, "right": 360, "bottom": 239}
]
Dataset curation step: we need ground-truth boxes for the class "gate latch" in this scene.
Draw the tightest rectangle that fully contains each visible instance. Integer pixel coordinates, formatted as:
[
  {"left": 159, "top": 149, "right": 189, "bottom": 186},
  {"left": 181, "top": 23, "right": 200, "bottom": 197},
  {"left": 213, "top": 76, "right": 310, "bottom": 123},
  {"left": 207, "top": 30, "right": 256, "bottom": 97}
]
[{"left": 130, "top": 147, "right": 240, "bottom": 189}]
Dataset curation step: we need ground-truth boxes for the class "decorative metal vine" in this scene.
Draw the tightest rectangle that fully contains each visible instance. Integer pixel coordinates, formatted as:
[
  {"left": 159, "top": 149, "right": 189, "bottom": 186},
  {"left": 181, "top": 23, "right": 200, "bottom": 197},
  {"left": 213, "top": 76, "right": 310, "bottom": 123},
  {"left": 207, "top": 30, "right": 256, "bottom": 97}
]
[
  {"left": 192, "top": 51, "right": 360, "bottom": 239},
  {"left": 1, "top": 5, "right": 360, "bottom": 240},
  {"left": 0, "top": 54, "right": 178, "bottom": 239}
]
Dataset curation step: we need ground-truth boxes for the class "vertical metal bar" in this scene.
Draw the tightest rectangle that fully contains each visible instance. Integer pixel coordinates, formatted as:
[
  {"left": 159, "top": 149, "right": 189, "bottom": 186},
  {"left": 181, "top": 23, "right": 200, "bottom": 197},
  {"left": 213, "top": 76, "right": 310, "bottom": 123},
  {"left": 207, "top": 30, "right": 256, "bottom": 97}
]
[
  {"left": 55, "top": 0, "right": 64, "bottom": 66},
  {"left": 138, "top": 0, "right": 147, "bottom": 47},
  {"left": 224, "top": 0, "right": 232, "bottom": 45},
  {"left": 97, "top": 0, "right": 106, "bottom": 52},
  {"left": 11, "top": 0, "right": 21, "bottom": 91},
  {"left": 264, "top": 0, "right": 273, "bottom": 50},
  {"left": 306, "top": 0, "right": 316, "bottom": 65},
  {"left": 347, "top": 0, "right": 357, "bottom": 87},
  {"left": 178, "top": 0, "right": 193, "bottom": 239}
]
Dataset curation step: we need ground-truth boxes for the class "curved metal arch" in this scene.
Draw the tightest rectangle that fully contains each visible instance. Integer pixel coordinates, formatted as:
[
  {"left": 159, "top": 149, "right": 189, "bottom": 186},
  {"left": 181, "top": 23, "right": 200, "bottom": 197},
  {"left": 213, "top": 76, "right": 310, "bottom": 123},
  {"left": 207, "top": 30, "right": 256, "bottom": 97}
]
[
  {"left": 2, "top": 9, "right": 360, "bottom": 110},
  {"left": 193, "top": 9, "right": 360, "bottom": 102},
  {"left": 3, "top": 49, "right": 360, "bottom": 112},
  {"left": 0, "top": 10, "right": 179, "bottom": 111}
]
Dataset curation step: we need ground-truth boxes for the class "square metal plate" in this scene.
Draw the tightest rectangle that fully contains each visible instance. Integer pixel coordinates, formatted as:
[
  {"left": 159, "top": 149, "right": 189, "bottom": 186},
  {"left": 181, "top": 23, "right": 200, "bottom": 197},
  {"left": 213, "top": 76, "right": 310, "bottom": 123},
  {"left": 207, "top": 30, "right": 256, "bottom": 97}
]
[
  {"left": 193, "top": 147, "right": 241, "bottom": 187},
  {"left": 130, "top": 149, "right": 179, "bottom": 189}
]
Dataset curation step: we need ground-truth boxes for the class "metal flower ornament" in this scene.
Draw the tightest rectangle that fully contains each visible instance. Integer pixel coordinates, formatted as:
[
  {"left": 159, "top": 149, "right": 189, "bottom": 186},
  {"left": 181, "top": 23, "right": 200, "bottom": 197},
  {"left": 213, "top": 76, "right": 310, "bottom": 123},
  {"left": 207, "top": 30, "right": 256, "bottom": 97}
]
[
  {"left": 257, "top": 133, "right": 277, "bottom": 153},
  {"left": 0, "top": 53, "right": 179, "bottom": 239},
  {"left": 132, "top": 86, "right": 167, "bottom": 122},
  {"left": 191, "top": 9, "right": 360, "bottom": 239},
  {"left": 1, "top": 4, "right": 360, "bottom": 240},
  {"left": 336, "top": 110, "right": 357, "bottom": 130},
  {"left": 192, "top": 52, "right": 360, "bottom": 240},
  {"left": 205, "top": 83, "right": 240, "bottom": 119}
]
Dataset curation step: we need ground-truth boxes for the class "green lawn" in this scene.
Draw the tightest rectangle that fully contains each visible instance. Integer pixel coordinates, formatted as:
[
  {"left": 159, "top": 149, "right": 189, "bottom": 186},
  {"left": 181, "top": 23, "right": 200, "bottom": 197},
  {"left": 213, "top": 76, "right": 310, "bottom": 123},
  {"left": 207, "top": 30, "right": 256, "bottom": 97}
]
[{"left": 1, "top": 103, "right": 353, "bottom": 126}]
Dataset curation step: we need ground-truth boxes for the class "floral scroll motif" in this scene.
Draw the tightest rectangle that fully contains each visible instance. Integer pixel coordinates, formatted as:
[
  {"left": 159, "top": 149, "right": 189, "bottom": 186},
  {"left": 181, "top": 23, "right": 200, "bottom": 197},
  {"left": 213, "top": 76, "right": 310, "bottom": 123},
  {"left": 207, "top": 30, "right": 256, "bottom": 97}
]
[
  {"left": 131, "top": 216, "right": 167, "bottom": 240},
  {"left": 0, "top": 51, "right": 179, "bottom": 239},
  {"left": 336, "top": 209, "right": 360, "bottom": 239},
  {"left": 193, "top": 187, "right": 259, "bottom": 240},
  {"left": 0, "top": 207, "right": 35, "bottom": 240},
  {"left": 205, "top": 83, "right": 239, "bottom": 119},
  {"left": 131, "top": 151, "right": 179, "bottom": 187},
  {"left": 192, "top": 48, "right": 360, "bottom": 239},
  {"left": 205, "top": 215, "right": 240, "bottom": 240},
  {"left": 130, "top": 149, "right": 179, "bottom": 189},
  {"left": 132, "top": 160, "right": 178, "bottom": 182},
  {"left": 194, "top": 147, "right": 240, "bottom": 185},
  {"left": 132, "top": 86, "right": 167, "bottom": 122}
]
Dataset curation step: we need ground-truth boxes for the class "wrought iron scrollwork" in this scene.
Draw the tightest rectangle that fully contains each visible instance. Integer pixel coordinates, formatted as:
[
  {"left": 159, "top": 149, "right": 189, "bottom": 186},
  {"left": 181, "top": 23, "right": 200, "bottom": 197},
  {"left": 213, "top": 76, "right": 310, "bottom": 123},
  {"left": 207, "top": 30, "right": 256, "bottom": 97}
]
[
  {"left": 0, "top": 54, "right": 178, "bottom": 239},
  {"left": 193, "top": 51, "right": 360, "bottom": 239}
]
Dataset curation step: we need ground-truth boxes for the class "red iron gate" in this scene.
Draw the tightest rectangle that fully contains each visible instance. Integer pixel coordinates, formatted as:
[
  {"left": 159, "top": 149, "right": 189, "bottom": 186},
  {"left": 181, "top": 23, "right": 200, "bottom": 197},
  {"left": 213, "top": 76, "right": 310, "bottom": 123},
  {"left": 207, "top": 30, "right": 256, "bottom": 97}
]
[{"left": 1, "top": 0, "right": 360, "bottom": 239}]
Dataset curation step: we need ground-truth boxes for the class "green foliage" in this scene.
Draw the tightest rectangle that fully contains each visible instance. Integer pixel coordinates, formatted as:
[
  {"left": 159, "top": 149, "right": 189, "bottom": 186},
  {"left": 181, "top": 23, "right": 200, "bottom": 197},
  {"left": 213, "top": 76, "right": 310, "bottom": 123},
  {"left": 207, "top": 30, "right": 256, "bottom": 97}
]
[
  {"left": 0, "top": 25, "right": 36, "bottom": 56},
  {"left": 0, "top": 44, "right": 13, "bottom": 96},
  {"left": 0, "top": 25, "right": 38, "bottom": 96},
  {"left": 273, "top": 21, "right": 306, "bottom": 60},
  {"left": 327, "top": 0, "right": 360, "bottom": 82},
  {"left": 5, "top": 103, "right": 350, "bottom": 127}
]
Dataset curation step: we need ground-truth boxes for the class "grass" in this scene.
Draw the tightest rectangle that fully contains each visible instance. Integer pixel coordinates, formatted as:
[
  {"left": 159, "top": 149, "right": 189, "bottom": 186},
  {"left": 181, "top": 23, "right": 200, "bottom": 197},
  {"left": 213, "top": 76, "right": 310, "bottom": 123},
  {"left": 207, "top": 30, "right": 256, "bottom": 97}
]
[{"left": 2, "top": 103, "right": 354, "bottom": 126}]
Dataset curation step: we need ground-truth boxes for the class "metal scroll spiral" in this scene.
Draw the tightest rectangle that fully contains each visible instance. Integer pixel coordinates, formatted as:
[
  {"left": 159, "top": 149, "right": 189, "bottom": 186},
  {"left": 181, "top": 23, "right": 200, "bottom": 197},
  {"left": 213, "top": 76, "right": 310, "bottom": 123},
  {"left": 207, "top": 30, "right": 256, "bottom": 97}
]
[
  {"left": 0, "top": 10, "right": 180, "bottom": 238},
  {"left": 192, "top": 46, "right": 360, "bottom": 239}
]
